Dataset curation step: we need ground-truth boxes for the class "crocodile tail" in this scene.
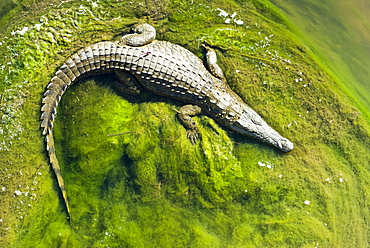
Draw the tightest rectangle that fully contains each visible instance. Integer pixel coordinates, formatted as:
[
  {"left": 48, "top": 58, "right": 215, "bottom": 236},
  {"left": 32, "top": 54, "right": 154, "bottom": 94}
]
[
  {"left": 41, "top": 60, "right": 76, "bottom": 221},
  {"left": 41, "top": 49, "right": 89, "bottom": 221},
  {"left": 45, "top": 133, "right": 71, "bottom": 221},
  {"left": 41, "top": 42, "right": 122, "bottom": 221}
]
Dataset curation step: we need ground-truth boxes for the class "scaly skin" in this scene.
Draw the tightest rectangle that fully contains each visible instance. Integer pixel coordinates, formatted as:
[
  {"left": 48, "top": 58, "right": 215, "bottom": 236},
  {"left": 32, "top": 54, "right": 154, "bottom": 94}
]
[{"left": 41, "top": 23, "right": 293, "bottom": 221}]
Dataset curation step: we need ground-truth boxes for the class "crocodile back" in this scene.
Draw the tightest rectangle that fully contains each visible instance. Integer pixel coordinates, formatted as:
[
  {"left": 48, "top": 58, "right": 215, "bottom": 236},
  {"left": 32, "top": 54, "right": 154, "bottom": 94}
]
[
  {"left": 125, "top": 40, "right": 217, "bottom": 103},
  {"left": 41, "top": 40, "right": 219, "bottom": 135}
]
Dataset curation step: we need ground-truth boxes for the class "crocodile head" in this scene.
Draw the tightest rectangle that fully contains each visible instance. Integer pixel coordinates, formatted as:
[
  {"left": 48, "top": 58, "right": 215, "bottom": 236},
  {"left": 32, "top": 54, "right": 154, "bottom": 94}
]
[
  {"left": 228, "top": 110, "right": 294, "bottom": 152},
  {"left": 205, "top": 86, "right": 294, "bottom": 152}
]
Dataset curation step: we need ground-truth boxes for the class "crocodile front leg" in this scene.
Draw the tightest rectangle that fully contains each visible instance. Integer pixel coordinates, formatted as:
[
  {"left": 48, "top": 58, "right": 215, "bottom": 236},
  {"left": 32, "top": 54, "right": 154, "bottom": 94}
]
[
  {"left": 202, "top": 44, "right": 226, "bottom": 82},
  {"left": 178, "top": 105, "right": 202, "bottom": 144},
  {"left": 178, "top": 46, "right": 226, "bottom": 144}
]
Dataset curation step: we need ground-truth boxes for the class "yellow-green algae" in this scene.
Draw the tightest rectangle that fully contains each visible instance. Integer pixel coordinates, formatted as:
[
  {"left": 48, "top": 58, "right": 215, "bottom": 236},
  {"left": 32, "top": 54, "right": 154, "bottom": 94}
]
[{"left": 0, "top": 0, "right": 369, "bottom": 247}]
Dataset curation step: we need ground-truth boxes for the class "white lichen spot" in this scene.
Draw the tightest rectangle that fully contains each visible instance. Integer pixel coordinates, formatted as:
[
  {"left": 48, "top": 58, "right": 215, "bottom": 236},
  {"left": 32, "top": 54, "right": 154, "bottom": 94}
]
[
  {"left": 17, "top": 27, "right": 29, "bottom": 36},
  {"left": 258, "top": 161, "right": 274, "bottom": 169},
  {"left": 234, "top": 19, "right": 244, "bottom": 25},
  {"left": 91, "top": 1, "right": 98, "bottom": 8},
  {"left": 14, "top": 190, "right": 22, "bottom": 196},
  {"left": 34, "top": 23, "right": 42, "bottom": 31},
  {"left": 304, "top": 200, "right": 311, "bottom": 205},
  {"left": 1, "top": 187, "right": 6, "bottom": 191},
  {"left": 217, "top": 8, "right": 228, "bottom": 17},
  {"left": 324, "top": 177, "right": 332, "bottom": 183}
]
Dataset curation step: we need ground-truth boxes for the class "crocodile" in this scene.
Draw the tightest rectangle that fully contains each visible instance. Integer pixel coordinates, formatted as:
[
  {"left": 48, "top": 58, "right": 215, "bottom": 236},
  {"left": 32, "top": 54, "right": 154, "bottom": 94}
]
[{"left": 41, "top": 23, "right": 293, "bottom": 221}]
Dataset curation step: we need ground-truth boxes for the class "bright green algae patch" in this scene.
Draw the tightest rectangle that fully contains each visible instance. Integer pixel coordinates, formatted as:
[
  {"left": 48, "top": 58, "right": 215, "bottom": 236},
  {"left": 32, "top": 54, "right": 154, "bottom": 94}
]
[{"left": 0, "top": 0, "right": 370, "bottom": 247}]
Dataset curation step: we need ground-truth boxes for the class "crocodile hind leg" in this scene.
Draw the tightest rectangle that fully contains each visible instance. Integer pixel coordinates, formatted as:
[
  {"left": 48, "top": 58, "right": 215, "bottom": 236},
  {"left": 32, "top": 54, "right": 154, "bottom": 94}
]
[
  {"left": 118, "top": 23, "right": 156, "bottom": 46},
  {"left": 114, "top": 70, "right": 142, "bottom": 95},
  {"left": 178, "top": 105, "right": 202, "bottom": 144},
  {"left": 202, "top": 44, "right": 226, "bottom": 82}
]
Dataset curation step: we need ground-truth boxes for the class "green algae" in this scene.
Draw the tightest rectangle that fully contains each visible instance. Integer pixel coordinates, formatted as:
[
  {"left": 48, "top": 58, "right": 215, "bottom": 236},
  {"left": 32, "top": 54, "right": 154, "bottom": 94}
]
[{"left": 1, "top": 0, "right": 370, "bottom": 247}]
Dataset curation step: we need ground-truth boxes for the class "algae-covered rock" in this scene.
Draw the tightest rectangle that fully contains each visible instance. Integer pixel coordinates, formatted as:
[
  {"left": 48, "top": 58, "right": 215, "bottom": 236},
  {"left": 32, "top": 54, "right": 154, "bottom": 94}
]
[{"left": 0, "top": 0, "right": 370, "bottom": 247}]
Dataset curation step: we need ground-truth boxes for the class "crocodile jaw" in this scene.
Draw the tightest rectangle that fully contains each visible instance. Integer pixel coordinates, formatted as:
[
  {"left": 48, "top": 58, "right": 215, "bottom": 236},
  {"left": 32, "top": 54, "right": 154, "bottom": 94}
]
[
  {"left": 228, "top": 112, "right": 294, "bottom": 152},
  {"left": 205, "top": 86, "right": 294, "bottom": 152}
]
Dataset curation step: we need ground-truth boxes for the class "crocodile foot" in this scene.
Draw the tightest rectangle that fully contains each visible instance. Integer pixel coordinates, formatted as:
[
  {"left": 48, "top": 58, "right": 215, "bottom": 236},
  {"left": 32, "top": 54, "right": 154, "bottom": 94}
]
[{"left": 186, "top": 129, "right": 199, "bottom": 144}]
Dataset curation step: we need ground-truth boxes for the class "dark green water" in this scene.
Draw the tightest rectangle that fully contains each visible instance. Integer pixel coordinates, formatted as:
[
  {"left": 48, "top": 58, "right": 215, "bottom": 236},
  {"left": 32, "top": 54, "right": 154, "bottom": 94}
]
[{"left": 271, "top": 0, "right": 370, "bottom": 118}]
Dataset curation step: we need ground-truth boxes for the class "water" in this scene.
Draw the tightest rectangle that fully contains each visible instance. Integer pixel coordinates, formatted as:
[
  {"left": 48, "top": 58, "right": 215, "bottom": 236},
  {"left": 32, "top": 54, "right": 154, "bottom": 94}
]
[{"left": 271, "top": 0, "right": 370, "bottom": 119}]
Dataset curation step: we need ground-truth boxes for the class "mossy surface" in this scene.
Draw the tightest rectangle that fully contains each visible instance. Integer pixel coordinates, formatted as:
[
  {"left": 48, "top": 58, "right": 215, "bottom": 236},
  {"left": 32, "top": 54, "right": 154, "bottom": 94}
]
[{"left": 0, "top": 0, "right": 369, "bottom": 247}]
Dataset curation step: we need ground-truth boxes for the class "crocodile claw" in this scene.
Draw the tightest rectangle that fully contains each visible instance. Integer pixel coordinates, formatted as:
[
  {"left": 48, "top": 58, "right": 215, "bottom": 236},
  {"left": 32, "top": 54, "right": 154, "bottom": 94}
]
[{"left": 186, "top": 129, "right": 199, "bottom": 144}]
